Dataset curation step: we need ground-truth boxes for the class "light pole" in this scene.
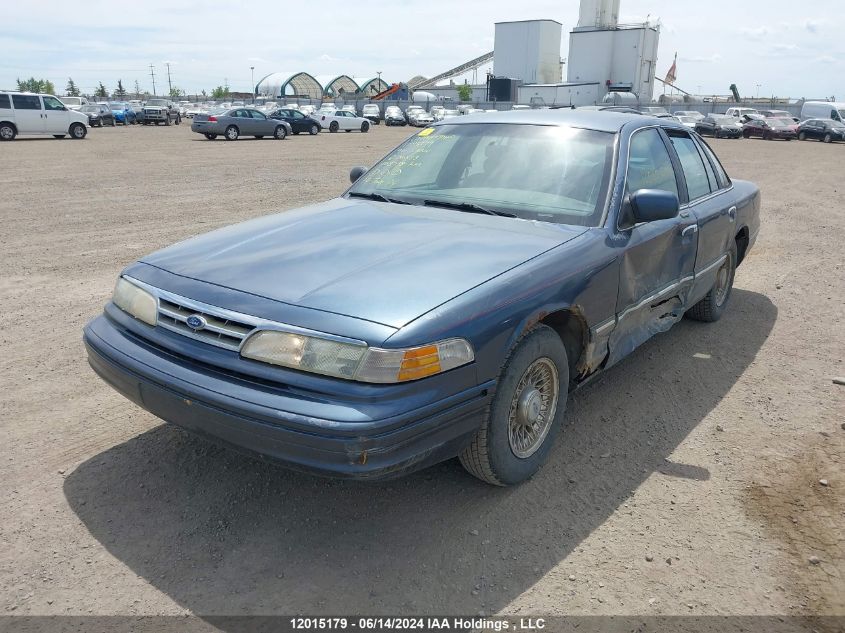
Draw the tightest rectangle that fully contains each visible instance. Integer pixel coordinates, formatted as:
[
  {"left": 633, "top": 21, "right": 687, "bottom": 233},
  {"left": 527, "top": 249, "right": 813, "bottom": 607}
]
[
  {"left": 377, "top": 70, "right": 382, "bottom": 91},
  {"left": 756, "top": 83, "right": 761, "bottom": 99},
  {"left": 250, "top": 66, "right": 255, "bottom": 103}
]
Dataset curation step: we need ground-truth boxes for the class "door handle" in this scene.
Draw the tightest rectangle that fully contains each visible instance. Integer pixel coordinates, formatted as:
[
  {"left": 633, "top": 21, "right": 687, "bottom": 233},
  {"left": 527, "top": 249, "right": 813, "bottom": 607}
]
[
  {"left": 728, "top": 206, "right": 737, "bottom": 222},
  {"left": 681, "top": 224, "right": 699, "bottom": 237}
]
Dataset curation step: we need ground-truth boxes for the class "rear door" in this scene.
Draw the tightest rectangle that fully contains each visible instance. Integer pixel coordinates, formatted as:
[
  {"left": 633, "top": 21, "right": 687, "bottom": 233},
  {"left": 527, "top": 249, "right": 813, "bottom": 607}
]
[
  {"left": 665, "top": 129, "right": 735, "bottom": 305},
  {"left": 607, "top": 126, "right": 698, "bottom": 366},
  {"left": 11, "top": 94, "right": 44, "bottom": 134},
  {"left": 42, "top": 95, "right": 71, "bottom": 133}
]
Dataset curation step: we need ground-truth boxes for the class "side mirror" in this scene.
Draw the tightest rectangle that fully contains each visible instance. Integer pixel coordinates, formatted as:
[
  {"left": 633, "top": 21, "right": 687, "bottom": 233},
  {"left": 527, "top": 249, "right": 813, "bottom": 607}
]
[
  {"left": 629, "top": 189, "right": 680, "bottom": 223},
  {"left": 349, "top": 166, "right": 368, "bottom": 183}
]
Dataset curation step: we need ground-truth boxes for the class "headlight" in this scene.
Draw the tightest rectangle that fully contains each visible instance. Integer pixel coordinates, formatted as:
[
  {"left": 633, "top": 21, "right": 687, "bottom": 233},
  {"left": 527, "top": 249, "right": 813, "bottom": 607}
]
[
  {"left": 240, "top": 332, "right": 473, "bottom": 383},
  {"left": 112, "top": 277, "right": 157, "bottom": 326}
]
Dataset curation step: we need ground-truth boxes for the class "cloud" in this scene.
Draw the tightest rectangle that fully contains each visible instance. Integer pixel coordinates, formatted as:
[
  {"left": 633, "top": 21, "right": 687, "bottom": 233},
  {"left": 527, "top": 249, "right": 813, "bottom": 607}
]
[
  {"left": 813, "top": 55, "right": 836, "bottom": 64},
  {"left": 804, "top": 20, "right": 819, "bottom": 33},
  {"left": 679, "top": 54, "right": 722, "bottom": 63},
  {"left": 740, "top": 25, "right": 772, "bottom": 38}
]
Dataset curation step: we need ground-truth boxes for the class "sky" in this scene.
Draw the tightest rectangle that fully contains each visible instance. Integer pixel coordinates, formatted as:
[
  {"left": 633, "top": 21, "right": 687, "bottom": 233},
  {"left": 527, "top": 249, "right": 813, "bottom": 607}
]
[{"left": 1, "top": 0, "right": 842, "bottom": 101}]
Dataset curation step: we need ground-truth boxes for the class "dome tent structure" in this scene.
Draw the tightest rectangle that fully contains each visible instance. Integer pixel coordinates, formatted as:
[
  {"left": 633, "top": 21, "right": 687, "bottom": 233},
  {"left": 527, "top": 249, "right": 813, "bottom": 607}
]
[
  {"left": 315, "top": 75, "right": 359, "bottom": 98},
  {"left": 255, "top": 72, "right": 323, "bottom": 99}
]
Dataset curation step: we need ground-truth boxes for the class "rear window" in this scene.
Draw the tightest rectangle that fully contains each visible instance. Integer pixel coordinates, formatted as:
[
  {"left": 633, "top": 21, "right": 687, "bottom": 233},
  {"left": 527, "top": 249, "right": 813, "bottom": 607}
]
[
  {"left": 12, "top": 94, "right": 41, "bottom": 110},
  {"left": 0, "top": 94, "right": 10, "bottom": 109}
]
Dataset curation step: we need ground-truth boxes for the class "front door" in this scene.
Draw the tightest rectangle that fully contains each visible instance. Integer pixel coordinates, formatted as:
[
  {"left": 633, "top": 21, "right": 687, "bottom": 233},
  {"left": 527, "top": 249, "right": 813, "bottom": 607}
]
[
  {"left": 41, "top": 95, "right": 70, "bottom": 134},
  {"left": 607, "top": 127, "right": 698, "bottom": 366},
  {"left": 11, "top": 94, "right": 44, "bottom": 134}
]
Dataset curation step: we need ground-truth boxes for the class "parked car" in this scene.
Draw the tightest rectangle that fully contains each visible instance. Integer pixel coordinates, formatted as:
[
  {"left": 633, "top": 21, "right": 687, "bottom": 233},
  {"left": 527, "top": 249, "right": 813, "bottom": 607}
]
[
  {"left": 796, "top": 118, "right": 845, "bottom": 143},
  {"left": 799, "top": 101, "right": 845, "bottom": 123},
  {"left": 109, "top": 102, "right": 136, "bottom": 125},
  {"left": 185, "top": 105, "right": 207, "bottom": 118},
  {"left": 191, "top": 107, "right": 292, "bottom": 141},
  {"left": 673, "top": 110, "right": 704, "bottom": 121},
  {"left": 409, "top": 109, "right": 434, "bottom": 127},
  {"left": 84, "top": 109, "right": 759, "bottom": 485},
  {"left": 639, "top": 106, "right": 671, "bottom": 118},
  {"left": 299, "top": 105, "right": 316, "bottom": 117},
  {"left": 694, "top": 114, "right": 742, "bottom": 139},
  {"left": 0, "top": 91, "right": 89, "bottom": 140},
  {"left": 340, "top": 105, "right": 357, "bottom": 114},
  {"left": 142, "top": 99, "right": 180, "bottom": 125},
  {"left": 318, "top": 109, "right": 371, "bottom": 133},
  {"left": 81, "top": 104, "right": 116, "bottom": 127},
  {"left": 269, "top": 108, "right": 321, "bottom": 135},
  {"left": 384, "top": 106, "right": 407, "bottom": 126},
  {"left": 431, "top": 105, "right": 446, "bottom": 121},
  {"left": 362, "top": 104, "right": 381, "bottom": 124},
  {"left": 58, "top": 96, "right": 89, "bottom": 111},
  {"left": 672, "top": 115, "right": 698, "bottom": 129},
  {"left": 759, "top": 109, "right": 798, "bottom": 122},
  {"left": 742, "top": 117, "right": 796, "bottom": 140},
  {"left": 725, "top": 107, "right": 759, "bottom": 120}
]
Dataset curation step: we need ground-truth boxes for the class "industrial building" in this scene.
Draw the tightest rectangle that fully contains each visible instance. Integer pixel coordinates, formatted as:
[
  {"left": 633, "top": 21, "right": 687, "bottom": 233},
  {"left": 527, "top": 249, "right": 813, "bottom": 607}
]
[{"left": 255, "top": 73, "right": 389, "bottom": 100}]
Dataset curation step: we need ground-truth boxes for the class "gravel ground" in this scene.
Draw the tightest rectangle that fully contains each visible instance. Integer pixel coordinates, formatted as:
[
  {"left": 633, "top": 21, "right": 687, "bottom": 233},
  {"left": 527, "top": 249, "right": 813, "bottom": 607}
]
[{"left": 0, "top": 122, "right": 842, "bottom": 620}]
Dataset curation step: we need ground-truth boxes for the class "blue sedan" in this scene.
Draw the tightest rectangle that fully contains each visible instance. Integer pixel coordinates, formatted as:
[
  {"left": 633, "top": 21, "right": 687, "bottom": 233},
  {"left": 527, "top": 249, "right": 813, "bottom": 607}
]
[
  {"left": 109, "top": 102, "right": 136, "bottom": 125},
  {"left": 83, "top": 109, "right": 760, "bottom": 485}
]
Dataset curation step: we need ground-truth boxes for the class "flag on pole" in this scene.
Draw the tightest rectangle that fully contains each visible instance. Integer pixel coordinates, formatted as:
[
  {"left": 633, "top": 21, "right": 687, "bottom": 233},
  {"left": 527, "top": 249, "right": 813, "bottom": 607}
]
[{"left": 665, "top": 52, "right": 678, "bottom": 85}]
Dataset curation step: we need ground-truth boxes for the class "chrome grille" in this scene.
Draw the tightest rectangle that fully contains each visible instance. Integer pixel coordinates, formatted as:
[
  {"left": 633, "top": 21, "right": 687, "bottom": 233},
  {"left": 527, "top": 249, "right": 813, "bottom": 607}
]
[{"left": 157, "top": 298, "right": 254, "bottom": 351}]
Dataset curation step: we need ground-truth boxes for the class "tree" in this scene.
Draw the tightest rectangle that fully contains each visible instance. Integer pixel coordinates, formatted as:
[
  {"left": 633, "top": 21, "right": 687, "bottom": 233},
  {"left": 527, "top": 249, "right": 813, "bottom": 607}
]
[
  {"left": 169, "top": 86, "right": 185, "bottom": 98},
  {"left": 457, "top": 83, "right": 473, "bottom": 102},
  {"left": 16, "top": 77, "right": 56, "bottom": 94},
  {"left": 211, "top": 85, "right": 230, "bottom": 99},
  {"left": 94, "top": 82, "right": 108, "bottom": 98},
  {"left": 114, "top": 80, "right": 127, "bottom": 98},
  {"left": 65, "top": 78, "right": 80, "bottom": 97}
]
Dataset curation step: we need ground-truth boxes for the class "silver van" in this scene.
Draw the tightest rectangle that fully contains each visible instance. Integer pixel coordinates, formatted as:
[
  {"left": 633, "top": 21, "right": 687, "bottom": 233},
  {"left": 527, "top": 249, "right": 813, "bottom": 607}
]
[{"left": 0, "top": 92, "right": 89, "bottom": 140}]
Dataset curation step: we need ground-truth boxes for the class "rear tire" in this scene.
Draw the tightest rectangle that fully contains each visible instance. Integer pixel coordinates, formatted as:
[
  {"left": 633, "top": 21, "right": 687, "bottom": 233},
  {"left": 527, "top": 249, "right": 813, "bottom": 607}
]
[
  {"left": 309, "top": 124, "right": 319, "bottom": 135},
  {"left": 273, "top": 125, "right": 287, "bottom": 140},
  {"left": 110, "top": 118, "right": 116, "bottom": 127},
  {"left": 824, "top": 133, "right": 832, "bottom": 143},
  {"left": 69, "top": 123, "right": 87, "bottom": 139},
  {"left": 224, "top": 125, "right": 239, "bottom": 141},
  {"left": 329, "top": 121, "right": 339, "bottom": 133},
  {"left": 204, "top": 133, "right": 217, "bottom": 140},
  {"left": 685, "top": 241, "right": 737, "bottom": 323},
  {"left": 798, "top": 131, "right": 806, "bottom": 141},
  {"left": 361, "top": 121, "right": 370, "bottom": 133},
  {"left": 460, "top": 325, "right": 568, "bottom": 486}
]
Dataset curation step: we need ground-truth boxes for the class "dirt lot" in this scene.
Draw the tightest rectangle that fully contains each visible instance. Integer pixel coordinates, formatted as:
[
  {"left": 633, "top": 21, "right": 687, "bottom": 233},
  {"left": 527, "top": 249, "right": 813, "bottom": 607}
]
[{"left": 0, "top": 122, "right": 842, "bottom": 622}]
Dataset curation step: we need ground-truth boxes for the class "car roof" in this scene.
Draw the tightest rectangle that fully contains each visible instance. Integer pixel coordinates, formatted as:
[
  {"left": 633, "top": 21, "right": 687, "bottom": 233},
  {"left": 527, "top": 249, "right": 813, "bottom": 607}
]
[{"left": 431, "top": 107, "right": 678, "bottom": 133}]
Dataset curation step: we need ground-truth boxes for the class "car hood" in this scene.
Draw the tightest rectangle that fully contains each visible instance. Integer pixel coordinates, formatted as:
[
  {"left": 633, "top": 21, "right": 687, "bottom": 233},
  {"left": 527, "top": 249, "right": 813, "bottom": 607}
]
[{"left": 141, "top": 198, "right": 587, "bottom": 329}]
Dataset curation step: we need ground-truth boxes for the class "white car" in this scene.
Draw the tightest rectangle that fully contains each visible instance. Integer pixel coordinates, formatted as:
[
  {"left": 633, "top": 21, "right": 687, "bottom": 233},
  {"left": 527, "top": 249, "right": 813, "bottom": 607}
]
[
  {"left": 317, "top": 109, "right": 372, "bottom": 133},
  {"left": 340, "top": 105, "right": 356, "bottom": 114},
  {"left": 185, "top": 105, "right": 207, "bottom": 118},
  {"left": 0, "top": 91, "right": 89, "bottom": 140},
  {"left": 430, "top": 105, "right": 446, "bottom": 121},
  {"left": 672, "top": 115, "right": 698, "bottom": 129},
  {"left": 673, "top": 110, "right": 704, "bottom": 121},
  {"left": 362, "top": 103, "right": 381, "bottom": 124},
  {"left": 299, "top": 105, "right": 316, "bottom": 116},
  {"left": 58, "top": 96, "right": 88, "bottom": 111},
  {"left": 725, "top": 107, "right": 759, "bottom": 120},
  {"left": 409, "top": 109, "right": 434, "bottom": 127}
]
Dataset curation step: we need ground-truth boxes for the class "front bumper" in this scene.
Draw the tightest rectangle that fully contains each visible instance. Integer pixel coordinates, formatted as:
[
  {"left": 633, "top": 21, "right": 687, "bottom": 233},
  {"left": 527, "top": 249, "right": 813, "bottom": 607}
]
[{"left": 83, "top": 313, "right": 491, "bottom": 480}]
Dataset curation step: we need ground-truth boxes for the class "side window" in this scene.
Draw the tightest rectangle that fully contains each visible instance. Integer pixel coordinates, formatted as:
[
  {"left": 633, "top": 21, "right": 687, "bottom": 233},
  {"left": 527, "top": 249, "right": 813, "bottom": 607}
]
[
  {"left": 625, "top": 128, "right": 679, "bottom": 197},
  {"left": 250, "top": 110, "right": 266, "bottom": 119},
  {"left": 668, "top": 133, "right": 712, "bottom": 200},
  {"left": 696, "top": 138, "right": 731, "bottom": 189},
  {"left": 293, "top": 111, "right": 305, "bottom": 119},
  {"left": 0, "top": 94, "right": 10, "bottom": 109},
  {"left": 43, "top": 96, "right": 65, "bottom": 111},
  {"left": 12, "top": 94, "right": 42, "bottom": 110}
]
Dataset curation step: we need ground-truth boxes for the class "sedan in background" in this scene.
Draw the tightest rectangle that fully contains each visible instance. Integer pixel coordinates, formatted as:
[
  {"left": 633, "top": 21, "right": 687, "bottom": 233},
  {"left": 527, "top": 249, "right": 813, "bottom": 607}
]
[
  {"left": 672, "top": 115, "right": 698, "bottom": 129},
  {"left": 110, "top": 102, "right": 136, "bottom": 125},
  {"left": 673, "top": 110, "right": 704, "bottom": 121},
  {"left": 362, "top": 104, "right": 381, "bottom": 124},
  {"left": 318, "top": 110, "right": 371, "bottom": 133},
  {"left": 269, "top": 108, "right": 321, "bottom": 135},
  {"left": 191, "top": 108, "right": 292, "bottom": 141},
  {"left": 385, "top": 106, "right": 407, "bottom": 126},
  {"left": 409, "top": 109, "right": 434, "bottom": 127},
  {"left": 695, "top": 114, "right": 742, "bottom": 139},
  {"left": 742, "top": 118, "right": 796, "bottom": 140},
  {"left": 759, "top": 109, "right": 799, "bottom": 123},
  {"left": 81, "top": 104, "right": 116, "bottom": 127},
  {"left": 797, "top": 118, "right": 845, "bottom": 143}
]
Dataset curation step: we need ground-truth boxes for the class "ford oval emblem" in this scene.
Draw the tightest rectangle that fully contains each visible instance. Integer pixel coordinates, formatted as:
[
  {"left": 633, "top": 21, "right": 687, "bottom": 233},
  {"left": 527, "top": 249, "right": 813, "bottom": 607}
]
[{"left": 186, "top": 314, "right": 207, "bottom": 330}]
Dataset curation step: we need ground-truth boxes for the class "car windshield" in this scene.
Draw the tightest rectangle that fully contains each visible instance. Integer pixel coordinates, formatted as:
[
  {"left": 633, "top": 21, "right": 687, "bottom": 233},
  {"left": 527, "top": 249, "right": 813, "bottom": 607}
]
[
  {"left": 348, "top": 123, "right": 615, "bottom": 227},
  {"left": 147, "top": 100, "right": 168, "bottom": 106},
  {"left": 829, "top": 120, "right": 845, "bottom": 129},
  {"left": 769, "top": 118, "right": 793, "bottom": 127},
  {"left": 81, "top": 106, "right": 99, "bottom": 112}
]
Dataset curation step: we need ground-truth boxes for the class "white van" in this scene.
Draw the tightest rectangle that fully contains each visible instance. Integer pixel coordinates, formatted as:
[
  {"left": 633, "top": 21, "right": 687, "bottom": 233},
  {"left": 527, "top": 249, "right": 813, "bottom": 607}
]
[
  {"left": 725, "top": 107, "right": 759, "bottom": 120},
  {"left": 58, "top": 96, "right": 89, "bottom": 111},
  {"left": 800, "top": 101, "right": 845, "bottom": 123},
  {"left": 0, "top": 92, "right": 89, "bottom": 140}
]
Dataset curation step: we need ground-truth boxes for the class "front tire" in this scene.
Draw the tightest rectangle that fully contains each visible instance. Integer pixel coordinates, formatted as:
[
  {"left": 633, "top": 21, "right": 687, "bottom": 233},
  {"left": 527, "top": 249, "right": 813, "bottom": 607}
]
[
  {"left": 0, "top": 123, "right": 15, "bottom": 140},
  {"left": 204, "top": 133, "right": 217, "bottom": 140},
  {"left": 798, "top": 131, "right": 806, "bottom": 141},
  {"left": 110, "top": 118, "right": 116, "bottom": 127},
  {"left": 69, "top": 123, "right": 87, "bottom": 139},
  {"left": 361, "top": 121, "right": 370, "bottom": 133},
  {"left": 224, "top": 125, "right": 239, "bottom": 141},
  {"left": 686, "top": 241, "right": 737, "bottom": 323},
  {"left": 273, "top": 125, "right": 287, "bottom": 140},
  {"left": 460, "top": 325, "right": 568, "bottom": 486},
  {"left": 824, "top": 133, "right": 832, "bottom": 143},
  {"left": 309, "top": 124, "right": 319, "bottom": 135}
]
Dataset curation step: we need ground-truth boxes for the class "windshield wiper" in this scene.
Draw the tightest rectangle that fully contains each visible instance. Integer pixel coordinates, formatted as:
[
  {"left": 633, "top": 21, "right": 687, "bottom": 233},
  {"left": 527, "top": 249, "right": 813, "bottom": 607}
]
[
  {"left": 422, "top": 199, "right": 516, "bottom": 218},
  {"left": 348, "top": 191, "right": 410, "bottom": 205}
]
